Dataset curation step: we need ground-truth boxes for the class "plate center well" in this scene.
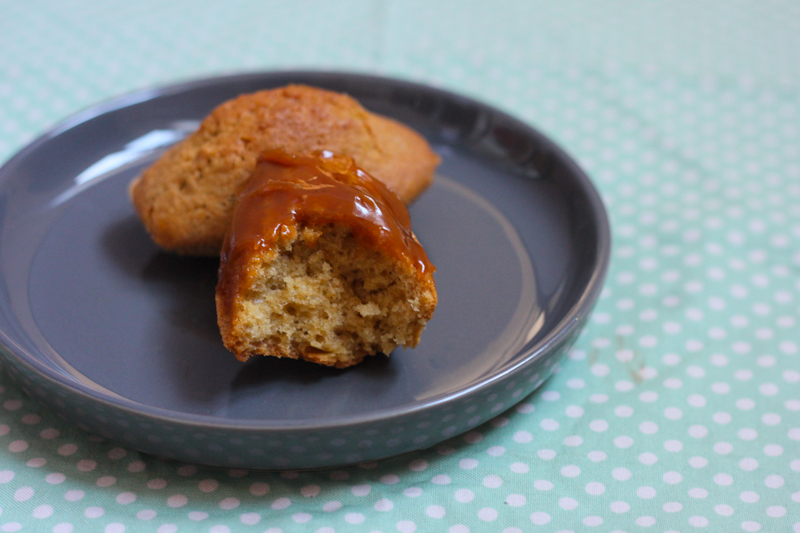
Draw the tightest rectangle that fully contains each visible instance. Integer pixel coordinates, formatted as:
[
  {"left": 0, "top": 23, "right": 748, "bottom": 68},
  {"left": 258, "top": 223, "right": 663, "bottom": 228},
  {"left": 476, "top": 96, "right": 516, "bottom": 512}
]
[{"left": 27, "top": 168, "right": 541, "bottom": 421}]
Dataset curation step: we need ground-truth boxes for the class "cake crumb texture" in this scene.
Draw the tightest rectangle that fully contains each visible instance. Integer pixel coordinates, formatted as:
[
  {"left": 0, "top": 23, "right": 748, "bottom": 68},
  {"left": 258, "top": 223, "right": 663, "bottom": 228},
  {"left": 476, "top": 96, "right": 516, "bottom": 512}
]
[{"left": 217, "top": 225, "right": 437, "bottom": 368}]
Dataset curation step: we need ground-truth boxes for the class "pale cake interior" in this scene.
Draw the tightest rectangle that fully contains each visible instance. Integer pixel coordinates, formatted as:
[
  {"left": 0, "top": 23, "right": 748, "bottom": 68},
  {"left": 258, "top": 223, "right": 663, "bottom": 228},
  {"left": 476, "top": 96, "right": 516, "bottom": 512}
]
[{"left": 225, "top": 224, "right": 435, "bottom": 368}]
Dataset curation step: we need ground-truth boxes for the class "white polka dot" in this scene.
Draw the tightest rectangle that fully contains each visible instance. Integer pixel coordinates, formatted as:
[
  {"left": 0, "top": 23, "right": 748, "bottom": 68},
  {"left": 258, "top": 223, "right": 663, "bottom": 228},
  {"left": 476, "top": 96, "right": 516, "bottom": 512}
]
[
  {"left": 689, "top": 425, "right": 708, "bottom": 438},
  {"left": 198, "top": 479, "right": 218, "bottom": 492},
  {"left": 540, "top": 419, "right": 559, "bottom": 431},
  {"left": 379, "top": 475, "right": 399, "bottom": 485},
  {"left": 409, "top": 459, "right": 427, "bottom": 471},
  {"left": 764, "top": 444, "right": 783, "bottom": 456},
  {"left": 534, "top": 480, "right": 553, "bottom": 491},
  {"left": 116, "top": 492, "right": 136, "bottom": 505},
  {"left": 637, "top": 486, "right": 656, "bottom": 499},
  {"left": 762, "top": 413, "right": 781, "bottom": 425},
  {"left": 64, "top": 490, "right": 84, "bottom": 501},
  {"left": 487, "top": 446, "right": 505, "bottom": 457},
  {"left": 766, "top": 506, "right": 786, "bottom": 518},
  {"left": 8, "top": 441, "right": 28, "bottom": 453},
  {"left": 96, "top": 476, "right": 116, "bottom": 487},
  {"left": 637, "top": 516, "right": 656, "bottom": 526},
  {"left": 478, "top": 508, "right": 498, "bottom": 521},
  {"left": 640, "top": 391, "right": 658, "bottom": 402},
  {"left": 764, "top": 475, "right": 784, "bottom": 488},
  {"left": 166, "top": 495, "right": 187, "bottom": 508},
  {"left": 713, "top": 412, "right": 732, "bottom": 424},
  {"left": 610, "top": 501, "right": 630, "bottom": 513},
  {"left": 271, "top": 497, "right": 291, "bottom": 510},
  {"left": 219, "top": 497, "right": 239, "bottom": 510},
  {"left": 506, "top": 494, "right": 526, "bottom": 507},
  {"left": 590, "top": 420, "right": 609, "bottom": 432},
  {"left": 587, "top": 451, "right": 607, "bottom": 462},
  {"left": 585, "top": 482, "right": 605, "bottom": 495},
  {"left": 714, "top": 473, "right": 734, "bottom": 486},
  {"left": 455, "top": 489, "right": 474, "bottom": 503},
  {"left": 510, "top": 462, "right": 529, "bottom": 473},
  {"left": 616, "top": 380, "right": 634, "bottom": 392},
  {"left": 14, "top": 487, "right": 33, "bottom": 502},
  {"left": 565, "top": 405, "right": 584, "bottom": 417},
  {"left": 665, "top": 440, "right": 684, "bottom": 452},
  {"left": 711, "top": 382, "right": 730, "bottom": 393},
  {"left": 530, "top": 512, "right": 551, "bottom": 525},
  {"left": 615, "top": 405, "right": 634, "bottom": 417},
  {"left": 714, "top": 504, "right": 734, "bottom": 516},
  {"left": 514, "top": 431, "right": 533, "bottom": 443},
  {"left": 583, "top": 516, "right": 603, "bottom": 526},
  {"left": 740, "top": 491, "right": 761, "bottom": 503},
  {"left": 612, "top": 468, "right": 632, "bottom": 481},
  {"left": 561, "top": 465, "right": 580, "bottom": 477},
  {"left": 741, "top": 521, "right": 761, "bottom": 532},
  {"left": 688, "top": 516, "right": 709, "bottom": 527},
  {"left": 567, "top": 379, "right": 585, "bottom": 389},
  {"left": 537, "top": 449, "right": 556, "bottom": 460},
  {"left": 689, "top": 488, "right": 708, "bottom": 499},
  {"left": 559, "top": 497, "right": 578, "bottom": 510},
  {"left": 739, "top": 458, "right": 759, "bottom": 471},
  {"left": 32, "top": 505, "right": 53, "bottom": 519},
  {"left": 344, "top": 513, "right": 365, "bottom": 524},
  {"left": 663, "top": 471, "right": 682, "bottom": 484},
  {"left": 614, "top": 436, "right": 634, "bottom": 448},
  {"left": 664, "top": 407, "right": 683, "bottom": 420},
  {"left": 477, "top": 474, "right": 500, "bottom": 489},
  {"left": 639, "top": 452, "right": 658, "bottom": 465},
  {"left": 322, "top": 501, "right": 342, "bottom": 512},
  {"left": 187, "top": 512, "right": 207, "bottom": 521},
  {"left": 352, "top": 483, "right": 372, "bottom": 496},
  {"left": 239, "top": 513, "right": 260, "bottom": 526},
  {"left": 737, "top": 398, "right": 755, "bottom": 410},
  {"left": 715, "top": 442, "right": 734, "bottom": 454},
  {"left": 426, "top": 505, "right": 445, "bottom": 519},
  {"left": 84, "top": 507, "right": 104, "bottom": 519},
  {"left": 396, "top": 520, "right": 417, "bottom": 533},
  {"left": 76, "top": 460, "right": 96, "bottom": 472}
]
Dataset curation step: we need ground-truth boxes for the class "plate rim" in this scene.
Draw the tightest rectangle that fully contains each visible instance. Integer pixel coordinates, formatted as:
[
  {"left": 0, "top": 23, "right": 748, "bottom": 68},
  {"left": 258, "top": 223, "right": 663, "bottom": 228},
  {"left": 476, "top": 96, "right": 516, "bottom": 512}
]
[{"left": 0, "top": 70, "right": 611, "bottom": 433}]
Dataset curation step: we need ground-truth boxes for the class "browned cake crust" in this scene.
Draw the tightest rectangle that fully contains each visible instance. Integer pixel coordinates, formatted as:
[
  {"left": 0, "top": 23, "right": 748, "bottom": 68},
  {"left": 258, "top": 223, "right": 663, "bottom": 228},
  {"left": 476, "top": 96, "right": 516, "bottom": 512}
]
[
  {"left": 129, "top": 84, "right": 440, "bottom": 256},
  {"left": 216, "top": 151, "right": 437, "bottom": 368}
]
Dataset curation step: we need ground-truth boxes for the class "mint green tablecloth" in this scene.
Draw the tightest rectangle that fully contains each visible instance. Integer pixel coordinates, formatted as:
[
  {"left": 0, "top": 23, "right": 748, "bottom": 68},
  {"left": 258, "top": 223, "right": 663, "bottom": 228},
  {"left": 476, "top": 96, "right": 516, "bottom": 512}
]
[{"left": 1, "top": 1, "right": 799, "bottom": 531}]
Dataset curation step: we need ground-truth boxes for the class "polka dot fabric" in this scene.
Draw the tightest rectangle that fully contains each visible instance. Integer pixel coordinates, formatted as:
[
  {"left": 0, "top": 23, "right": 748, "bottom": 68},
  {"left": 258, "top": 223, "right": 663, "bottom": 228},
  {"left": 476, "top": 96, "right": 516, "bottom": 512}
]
[{"left": 1, "top": 0, "right": 799, "bottom": 531}]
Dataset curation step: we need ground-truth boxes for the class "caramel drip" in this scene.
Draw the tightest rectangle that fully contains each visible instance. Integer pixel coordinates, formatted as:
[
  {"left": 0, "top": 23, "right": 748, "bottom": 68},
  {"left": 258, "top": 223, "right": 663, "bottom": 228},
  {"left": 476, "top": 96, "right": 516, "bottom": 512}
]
[{"left": 218, "top": 150, "right": 434, "bottom": 310}]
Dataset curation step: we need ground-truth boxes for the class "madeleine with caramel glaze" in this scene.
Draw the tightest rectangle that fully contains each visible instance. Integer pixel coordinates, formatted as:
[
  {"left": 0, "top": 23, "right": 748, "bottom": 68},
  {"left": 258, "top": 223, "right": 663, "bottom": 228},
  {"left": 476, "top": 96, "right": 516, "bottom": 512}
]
[
  {"left": 130, "top": 84, "right": 440, "bottom": 256},
  {"left": 216, "top": 150, "right": 437, "bottom": 368}
]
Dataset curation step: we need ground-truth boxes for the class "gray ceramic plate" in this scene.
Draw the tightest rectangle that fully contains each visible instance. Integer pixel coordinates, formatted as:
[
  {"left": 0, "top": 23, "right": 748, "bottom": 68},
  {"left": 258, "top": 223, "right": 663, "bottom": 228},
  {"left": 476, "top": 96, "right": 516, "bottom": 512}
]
[{"left": 0, "top": 72, "right": 609, "bottom": 469}]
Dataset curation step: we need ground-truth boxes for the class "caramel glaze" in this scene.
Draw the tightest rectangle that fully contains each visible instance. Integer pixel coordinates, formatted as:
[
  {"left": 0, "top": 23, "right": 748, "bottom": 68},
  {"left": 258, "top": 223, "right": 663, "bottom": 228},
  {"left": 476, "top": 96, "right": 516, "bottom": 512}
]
[{"left": 217, "top": 149, "right": 435, "bottom": 315}]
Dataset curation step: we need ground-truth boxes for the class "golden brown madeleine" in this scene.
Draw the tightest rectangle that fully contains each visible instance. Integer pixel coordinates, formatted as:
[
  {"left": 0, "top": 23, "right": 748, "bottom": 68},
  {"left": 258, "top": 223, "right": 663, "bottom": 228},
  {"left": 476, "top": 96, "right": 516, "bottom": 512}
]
[
  {"left": 130, "top": 85, "right": 440, "bottom": 255},
  {"left": 216, "top": 150, "right": 437, "bottom": 368}
]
